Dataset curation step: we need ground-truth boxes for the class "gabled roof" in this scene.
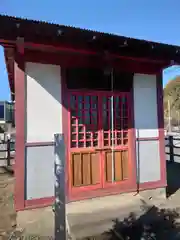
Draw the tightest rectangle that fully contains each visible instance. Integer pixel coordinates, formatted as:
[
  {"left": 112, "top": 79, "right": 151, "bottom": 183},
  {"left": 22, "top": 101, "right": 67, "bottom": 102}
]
[
  {"left": 0, "top": 14, "right": 180, "bottom": 101},
  {"left": 0, "top": 14, "right": 180, "bottom": 62}
]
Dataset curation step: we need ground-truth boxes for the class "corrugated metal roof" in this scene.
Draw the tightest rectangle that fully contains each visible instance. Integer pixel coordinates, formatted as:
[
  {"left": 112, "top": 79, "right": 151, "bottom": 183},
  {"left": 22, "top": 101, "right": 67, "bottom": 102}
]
[
  {"left": 1, "top": 14, "right": 180, "bottom": 101},
  {"left": 0, "top": 13, "right": 180, "bottom": 63},
  {"left": 0, "top": 14, "right": 124, "bottom": 36},
  {"left": 0, "top": 13, "right": 178, "bottom": 48}
]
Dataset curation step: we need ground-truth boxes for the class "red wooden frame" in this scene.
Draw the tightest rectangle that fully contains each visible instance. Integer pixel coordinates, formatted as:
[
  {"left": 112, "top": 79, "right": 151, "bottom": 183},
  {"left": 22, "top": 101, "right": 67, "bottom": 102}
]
[
  {"left": 68, "top": 91, "right": 102, "bottom": 195},
  {"left": 66, "top": 90, "right": 137, "bottom": 200},
  {"left": 25, "top": 142, "right": 54, "bottom": 147},
  {"left": 157, "top": 73, "right": 167, "bottom": 186},
  {"left": 25, "top": 197, "right": 54, "bottom": 209},
  {"left": 61, "top": 68, "right": 71, "bottom": 202},
  {"left": 24, "top": 50, "right": 167, "bottom": 75},
  {"left": 138, "top": 72, "right": 167, "bottom": 190},
  {"left": 14, "top": 50, "right": 26, "bottom": 211},
  {"left": 0, "top": 39, "right": 168, "bottom": 64},
  {"left": 12, "top": 46, "right": 166, "bottom": 210}
]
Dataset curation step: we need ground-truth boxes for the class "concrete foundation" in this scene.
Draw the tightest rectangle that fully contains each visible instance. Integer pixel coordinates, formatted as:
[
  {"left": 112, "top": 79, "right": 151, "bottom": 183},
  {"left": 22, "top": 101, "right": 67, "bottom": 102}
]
[
  {"left": 139, "top": 187, "right": 166, "bottom": 203},
  {"left": 16, "top": 207, "right": 54, "bottom": 238},
  {"left": 16, "top": 188, "right": 167, "bottom": 239}
]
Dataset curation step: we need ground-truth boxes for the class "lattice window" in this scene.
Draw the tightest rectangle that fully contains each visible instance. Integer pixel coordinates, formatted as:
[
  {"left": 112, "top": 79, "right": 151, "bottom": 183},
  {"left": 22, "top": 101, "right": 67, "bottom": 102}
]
[
  {"left": 69, "top": 92, "right": 129, "bottom": 149},
  {"left": 70, "top": 94, "right": 99, "bottom": 148},
  {"left": 102, "top": 95, "right": 129, "bottom": 147}
]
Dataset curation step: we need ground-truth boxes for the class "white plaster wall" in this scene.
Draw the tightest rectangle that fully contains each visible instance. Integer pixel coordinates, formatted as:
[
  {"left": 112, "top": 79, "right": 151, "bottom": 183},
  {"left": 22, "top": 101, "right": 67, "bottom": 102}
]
[
  {"left": 26, "top": 62, "right": 62, "bottom": 142},
  {"left": 26, "top": 145, "right": 54, "bottom": 199},
  {"left": 133, "top": 74, "right": 158, "bottom": 138},
  {"left": 136, "top": 140, "right": 161, "bottom": 183}
]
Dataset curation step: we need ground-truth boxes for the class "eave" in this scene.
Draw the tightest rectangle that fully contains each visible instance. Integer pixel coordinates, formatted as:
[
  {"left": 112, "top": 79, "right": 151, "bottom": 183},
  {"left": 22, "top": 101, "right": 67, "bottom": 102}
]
[{"left": 0, "top": 14, "right": 180, "bottom": 101}]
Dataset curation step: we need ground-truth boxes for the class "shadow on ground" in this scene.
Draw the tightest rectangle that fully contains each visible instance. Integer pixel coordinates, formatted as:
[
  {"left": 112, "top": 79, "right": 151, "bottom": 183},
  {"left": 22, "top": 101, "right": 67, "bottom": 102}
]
[
  {"left": 166, "top": 136, "right": 180, "bottom": 196},
  {"left": 86, "top": 203, "right": 180, "bottom": 240},
  {"left": 166, "top": 161, "right": 180, "bottom": 197},
  {"left": 107, "top": 204, "right": 180, "bottom": 240}
]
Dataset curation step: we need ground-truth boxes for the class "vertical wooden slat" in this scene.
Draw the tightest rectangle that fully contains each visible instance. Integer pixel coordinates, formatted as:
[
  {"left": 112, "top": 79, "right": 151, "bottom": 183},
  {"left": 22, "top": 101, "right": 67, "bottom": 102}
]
[
  {"left": 122, "top": 151, "right": 128, "bottom": 180},
  {"left": 114, "top": 151, "right": 123, "bottom": 181},
  {"left": 105, "top": 151, "right": 112, "bottom": 182},
  {"left": 91, "top": 153, "right": 100, "bottom": 184},
  {"left": 72, "top": 153, "right": 82, "bottom": 186},
  {"left": 82, "top": 153, "right": 91, "bottom": 185}
]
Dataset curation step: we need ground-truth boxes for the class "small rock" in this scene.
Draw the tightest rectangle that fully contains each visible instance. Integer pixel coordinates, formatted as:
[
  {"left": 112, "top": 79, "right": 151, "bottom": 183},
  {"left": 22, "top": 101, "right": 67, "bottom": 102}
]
[
  {"left": 15, "top": 227, "right": 24, "bottom": 233},
  {"left": 11, "top": 221, "right": 16, "bottom": 228}
]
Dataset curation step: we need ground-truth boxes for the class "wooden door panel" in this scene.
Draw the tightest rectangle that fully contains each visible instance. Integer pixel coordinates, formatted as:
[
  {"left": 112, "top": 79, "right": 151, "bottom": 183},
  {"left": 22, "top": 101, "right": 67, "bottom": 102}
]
[
  {"left": 82, "top": 153, "right": 91, "bottom": 185},
  {"left": 105, "top": 151, "right": 113, "bottom": 182},
  {"left": 104, "top": 150, "right": 128, "bottom": 182},
  {"left": 72, "top": 153, "right": 82, "bottom": 186},
  {"left": 91, "top": 152, "right": 100, "bottom": 185},
  {"left": 121, "top": 150, "right": 128, "bottom": 179},
  {"left": 71, "top": 152, "right": 100, "bottom": 187},
  {"left": 114, "top": 151, "right": 123, "bottom": 181}
]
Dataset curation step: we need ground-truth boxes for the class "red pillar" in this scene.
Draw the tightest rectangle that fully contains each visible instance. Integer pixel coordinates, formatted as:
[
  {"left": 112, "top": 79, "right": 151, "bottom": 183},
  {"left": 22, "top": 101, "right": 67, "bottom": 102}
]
[
  {"left": 14, "top": 39, "right": 25, "bottom": 210},
  {"left": 157, "top": 72, "right": 167, "bottom": 187}
]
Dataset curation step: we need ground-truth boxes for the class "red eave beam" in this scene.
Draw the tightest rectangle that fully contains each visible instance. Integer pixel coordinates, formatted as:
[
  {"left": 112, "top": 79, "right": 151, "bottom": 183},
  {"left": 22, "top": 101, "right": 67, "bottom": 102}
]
[
  {"left": 24, "top": 42, "right": 168, "bottom": 65},
  {"left": 16, "top": 37, "right": 24, "bottom": 54},
  {"left": 0, "top": 38, "right": 171, "bottom": 65},
  {"left": 0, "top": 39, "right": 15, "bottom": 47}
]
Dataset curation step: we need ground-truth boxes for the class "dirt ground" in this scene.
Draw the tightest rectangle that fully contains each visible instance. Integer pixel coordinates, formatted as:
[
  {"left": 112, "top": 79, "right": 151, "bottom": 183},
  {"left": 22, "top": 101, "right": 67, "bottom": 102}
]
[
  {"left": 0, "top": 168, "right": 17, "bottom": 239},
  {"left": 1, "top": 161, "right": 180, "bottom": 239}
]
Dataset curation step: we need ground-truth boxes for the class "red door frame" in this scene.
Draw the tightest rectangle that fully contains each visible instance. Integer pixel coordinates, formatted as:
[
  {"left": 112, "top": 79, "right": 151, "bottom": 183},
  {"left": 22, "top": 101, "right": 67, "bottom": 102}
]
[
  {"left": 67, "top": 89, "right": 137, "bottom": 201},
  {"left": 68, "top": 91, "right": 103, "bottom": 196}
]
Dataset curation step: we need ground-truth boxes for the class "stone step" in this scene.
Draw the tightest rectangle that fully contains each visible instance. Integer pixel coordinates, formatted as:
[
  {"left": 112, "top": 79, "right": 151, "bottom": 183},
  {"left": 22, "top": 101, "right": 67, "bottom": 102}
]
[{"left": 66, "top": 193, "right": 149, "bottom": 239}]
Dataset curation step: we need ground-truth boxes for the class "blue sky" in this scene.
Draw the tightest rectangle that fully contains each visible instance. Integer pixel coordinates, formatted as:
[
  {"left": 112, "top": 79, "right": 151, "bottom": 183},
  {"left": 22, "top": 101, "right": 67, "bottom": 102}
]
[{"left": 0, "top": 0, "right": 180, "bottom": 100}]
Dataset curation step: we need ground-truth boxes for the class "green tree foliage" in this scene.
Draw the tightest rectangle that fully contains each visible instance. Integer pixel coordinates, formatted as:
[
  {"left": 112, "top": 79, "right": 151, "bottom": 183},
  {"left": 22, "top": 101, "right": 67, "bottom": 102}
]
[{"left": 164, "top": 76, "right": 180, "bottom": 125}]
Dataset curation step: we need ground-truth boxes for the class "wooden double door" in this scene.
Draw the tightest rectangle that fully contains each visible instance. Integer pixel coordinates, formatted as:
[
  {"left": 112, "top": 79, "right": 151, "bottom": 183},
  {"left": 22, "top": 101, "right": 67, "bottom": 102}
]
[{"left": 68, "top": 91, "right": 131, "bottom": 196}]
